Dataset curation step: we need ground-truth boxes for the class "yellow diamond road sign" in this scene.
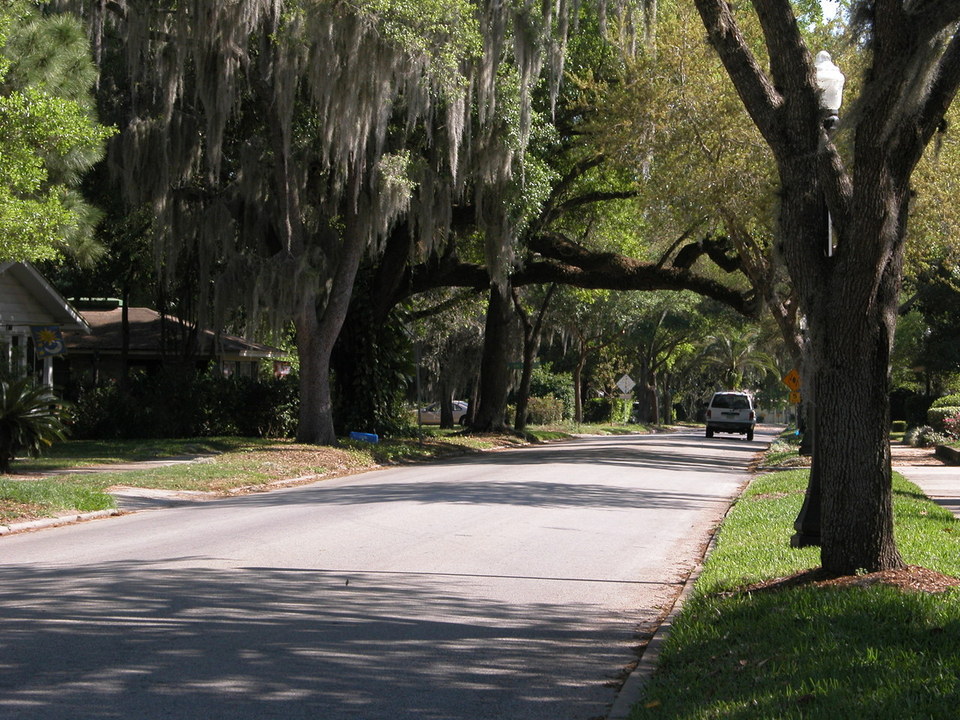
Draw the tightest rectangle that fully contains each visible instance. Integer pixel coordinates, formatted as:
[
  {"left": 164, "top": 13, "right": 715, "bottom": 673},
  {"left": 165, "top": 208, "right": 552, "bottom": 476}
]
[
  {"left": 789, "top": 390, "right": 802, "bottom": 404},
  {"left": 782, "top": 368, "right": 801, "bottom": 392}
]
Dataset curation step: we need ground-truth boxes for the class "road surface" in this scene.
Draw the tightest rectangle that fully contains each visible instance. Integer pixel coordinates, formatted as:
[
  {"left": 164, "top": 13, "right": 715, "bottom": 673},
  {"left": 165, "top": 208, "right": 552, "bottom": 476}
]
[{"left": 0, "top": 427, "right": 771, "bottom": 719}]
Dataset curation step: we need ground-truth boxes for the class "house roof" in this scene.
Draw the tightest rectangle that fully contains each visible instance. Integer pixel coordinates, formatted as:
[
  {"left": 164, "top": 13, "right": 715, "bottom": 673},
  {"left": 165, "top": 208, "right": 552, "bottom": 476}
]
[
  {"left": 0, "top": 262, "right": 90, "bottom": 332},
  {"left": 63, "top": 307, "right": 286, "bottom": 360}
]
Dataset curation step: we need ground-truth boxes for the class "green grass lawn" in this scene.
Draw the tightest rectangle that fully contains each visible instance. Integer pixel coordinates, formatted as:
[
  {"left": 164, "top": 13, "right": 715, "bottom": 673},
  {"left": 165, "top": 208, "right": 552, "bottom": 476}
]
[{"left": 630, "top": 469, "right": 960, "bottom": 719}]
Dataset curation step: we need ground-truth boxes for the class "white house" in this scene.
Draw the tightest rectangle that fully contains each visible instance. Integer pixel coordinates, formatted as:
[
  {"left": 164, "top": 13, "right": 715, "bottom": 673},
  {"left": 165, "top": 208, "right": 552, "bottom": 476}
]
[{"left": 0, "top": 262, "right": 90, "bottom": 386}]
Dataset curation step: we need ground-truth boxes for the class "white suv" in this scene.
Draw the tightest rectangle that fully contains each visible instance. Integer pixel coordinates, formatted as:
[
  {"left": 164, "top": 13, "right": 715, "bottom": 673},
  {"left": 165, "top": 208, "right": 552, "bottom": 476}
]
[{"left": 705, "top": 391, "right": 756, "bottom": 441}]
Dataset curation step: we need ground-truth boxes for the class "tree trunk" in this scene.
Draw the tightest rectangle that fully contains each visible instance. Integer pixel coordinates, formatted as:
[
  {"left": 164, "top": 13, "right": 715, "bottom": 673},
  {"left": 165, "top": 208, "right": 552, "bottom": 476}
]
[
  {"left": 513, "top": 343, "right": 535, "bottom": 432},
  {"left": 806, "top": 205, "right": 906, "bottom": 574},
  {"left": 690, "top": 0, "right": 960, "bottom": 577},
  {"left": 662, "top": 373, "right": 673, "bottom": 424},
  {"left": 119, "top": 288, "right": 130, "bottom": 396},
  {"left": 439, "top": 380, "right": 456, "bottom": 429},
  {"left": 573, "top": 343, "right": 588, "bottom": 423},
  {"left": 0, "top": 424, "right": 13, "bottom": 474},
  {"left": 780, "top": 161, "right": 906, "bottom": 575},
  {"left": 512, "top": 285, "right": 556, "bottom": 432},
  {"left": 465, "top": 374, "right": 480, "bottom": 426},
  {"left": 472, "top": 284, "right": 514, "bottom": 431},
  {"left": 645, "top": 371, "right": 659, "bottom": 425},
  {"left": 295, "top": 204, "right": 369, "bottom": 445},
  {"left": 634, "top": 356, "right": 652, "bottom": 423},
  {"left": 294, "top": 292, "right": 334, "bottom": 444},
  {"left": 815, "top": 357, "right": 901, "bottom": 574}
]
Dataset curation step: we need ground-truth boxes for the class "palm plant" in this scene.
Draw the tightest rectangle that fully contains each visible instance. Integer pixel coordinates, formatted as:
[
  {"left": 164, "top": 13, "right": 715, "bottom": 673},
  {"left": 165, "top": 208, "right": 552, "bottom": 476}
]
[
  {"left": 0, "top": 378, "right": 70, "bottom": 474},
  {"left": 700, "top": 330, "right": 780, "bottom": 390}
]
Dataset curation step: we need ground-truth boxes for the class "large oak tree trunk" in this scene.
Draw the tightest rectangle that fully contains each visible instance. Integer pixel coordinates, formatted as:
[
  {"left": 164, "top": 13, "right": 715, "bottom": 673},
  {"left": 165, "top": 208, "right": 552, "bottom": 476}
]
[
  {"left": 807, "top": 182, "right": 908, "bottom": 574},
  {"left": 472, "top": 284, "right": 514, "bottom": 431},
  {"left": 778, "top": 158, "right": 906, "bottom": 574},
  {"left": 815, "top": 357, "right": 901, "bottom": 573},
  {"left": 295, "top": 291, "right": 334, "bottom": 444},
  {"left": 295, "top": 204, "right": 369, "bottom": 445}
]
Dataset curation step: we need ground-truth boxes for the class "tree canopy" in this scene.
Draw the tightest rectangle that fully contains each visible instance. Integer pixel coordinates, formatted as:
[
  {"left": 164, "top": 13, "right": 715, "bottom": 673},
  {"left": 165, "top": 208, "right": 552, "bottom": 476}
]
[{"left": 0, "top": 1, "right": 112, "bottom": 262}]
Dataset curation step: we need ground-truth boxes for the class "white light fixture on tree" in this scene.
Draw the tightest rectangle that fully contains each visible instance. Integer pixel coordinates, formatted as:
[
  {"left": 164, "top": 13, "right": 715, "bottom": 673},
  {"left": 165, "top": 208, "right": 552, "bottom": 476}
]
[
  {"left": 814, "top": 51, "right": 845, "bottom": 121},
  {"left": 814, "top": 51, "right": 844, "bottom": 257}
]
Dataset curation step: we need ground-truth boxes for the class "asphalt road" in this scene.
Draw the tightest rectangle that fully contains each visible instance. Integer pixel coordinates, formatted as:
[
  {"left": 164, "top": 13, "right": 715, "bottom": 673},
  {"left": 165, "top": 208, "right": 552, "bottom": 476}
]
[{"left": 0, "top": 427, "right": 770, "bottom": 720}]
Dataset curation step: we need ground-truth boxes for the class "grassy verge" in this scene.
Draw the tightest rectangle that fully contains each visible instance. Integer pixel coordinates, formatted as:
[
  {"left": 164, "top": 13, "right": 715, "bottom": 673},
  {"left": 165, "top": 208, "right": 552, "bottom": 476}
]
[
  {"left": 0, "top": 479, "right": 116, "bottom": 524},
  {"left": 630, "top": 469, "right": 960, "bottom": 719}
]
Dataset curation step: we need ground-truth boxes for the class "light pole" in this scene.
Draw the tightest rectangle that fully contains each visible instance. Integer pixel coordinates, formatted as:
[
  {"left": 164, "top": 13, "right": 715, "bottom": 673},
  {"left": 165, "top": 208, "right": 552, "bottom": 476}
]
[{"left": 791, "top": 51, "right": 844, "bottom": 548}]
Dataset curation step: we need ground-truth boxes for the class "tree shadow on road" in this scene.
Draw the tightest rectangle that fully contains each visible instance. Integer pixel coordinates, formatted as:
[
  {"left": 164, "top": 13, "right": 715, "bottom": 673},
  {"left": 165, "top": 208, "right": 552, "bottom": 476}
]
[{"left": 0, "top": 560, "right": 649, "bottom": 720}]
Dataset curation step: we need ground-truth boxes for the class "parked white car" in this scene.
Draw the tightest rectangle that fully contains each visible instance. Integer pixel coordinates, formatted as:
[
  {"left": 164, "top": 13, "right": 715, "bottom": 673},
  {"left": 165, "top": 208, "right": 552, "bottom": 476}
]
[
  {"left": 705, "top": 391, "right": 756, "bottom": 441},
  {"left": 417, "top": 400, "right": 469, "bottom": 425}
]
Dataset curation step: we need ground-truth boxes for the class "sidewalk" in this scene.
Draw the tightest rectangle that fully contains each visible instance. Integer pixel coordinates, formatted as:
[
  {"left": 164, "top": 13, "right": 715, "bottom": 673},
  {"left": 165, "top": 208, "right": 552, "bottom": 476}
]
[
  {"left": 890, "top": 443, "right": 960, "bottom": 517},
  {"left": 891, "top": 442, "right": 960, "bottom": 518},
  {"left": 897, "top": 464, "right": 960, "bottom": 518}
]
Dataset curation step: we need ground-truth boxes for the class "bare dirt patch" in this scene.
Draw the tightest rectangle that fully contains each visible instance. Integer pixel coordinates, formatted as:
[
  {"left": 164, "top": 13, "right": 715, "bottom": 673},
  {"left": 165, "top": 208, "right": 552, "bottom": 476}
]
[{"left": 0, "top": 500, "right": 49, "bottom": 524}]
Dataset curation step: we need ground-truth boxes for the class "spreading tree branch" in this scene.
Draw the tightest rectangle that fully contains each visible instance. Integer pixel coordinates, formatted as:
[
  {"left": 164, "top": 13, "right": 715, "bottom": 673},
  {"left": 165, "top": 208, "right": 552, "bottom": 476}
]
[{"left": 692, "top": 0, "right": 784, "bottom": 147}]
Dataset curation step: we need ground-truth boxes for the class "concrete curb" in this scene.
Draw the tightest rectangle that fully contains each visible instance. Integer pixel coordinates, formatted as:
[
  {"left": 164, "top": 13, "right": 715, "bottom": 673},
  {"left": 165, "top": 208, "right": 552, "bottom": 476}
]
[
  {"left": 935, "top": 445, "right": 960, "bottom": 465},
  {"left": 606, "top": 544, "right": 709, "bottom": 719},
  {"left": 0, "top": 508, "right": 122, "bottom": 536},
  {"left": 607, "top": 483, "right": 744, "bottom": 719}
]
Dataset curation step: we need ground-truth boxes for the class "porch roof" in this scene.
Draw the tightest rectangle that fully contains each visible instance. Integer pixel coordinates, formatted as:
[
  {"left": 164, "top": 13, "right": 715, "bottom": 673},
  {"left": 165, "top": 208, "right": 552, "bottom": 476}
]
[{"left": 0, "top": 262, "right": 90, "bottom": 332}]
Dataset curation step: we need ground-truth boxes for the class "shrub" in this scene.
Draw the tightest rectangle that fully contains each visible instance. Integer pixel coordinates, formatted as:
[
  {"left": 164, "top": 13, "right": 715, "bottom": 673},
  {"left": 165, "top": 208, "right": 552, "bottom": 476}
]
[
  {"left": 905, "top": 425, "right": 950, "bottom": 448},
  {"left": 525, "top": 395, "right": 564, "bottom": 425},
  {"left": 0, "top": 379, "right": 71, "bottom": 473},
  {"left": 529, "top": 364, "right": 574, "bottom": 420},
  {"left": 582, "top": 397, "right": 631, "bottom": 423},
  {"left": 583, "top": 397, "right": 613, "bottom": 423},
  {"left": 927, "top": 406, "right": 960, "bottom": 432},
  {"left": 891, "top": 420, "right": 907, "bottom": 432},
  {"left": 944, "top": 413, "right": 960, "bottom": 439},
  {"left": 220, "top": 376, "right": 299, "bottom": 438},
  {"left": 71, "top": 370, "right": 298, "bottom": 439},
  {"left": 931, "top": 393, "right": 960, "bottom": 409}
]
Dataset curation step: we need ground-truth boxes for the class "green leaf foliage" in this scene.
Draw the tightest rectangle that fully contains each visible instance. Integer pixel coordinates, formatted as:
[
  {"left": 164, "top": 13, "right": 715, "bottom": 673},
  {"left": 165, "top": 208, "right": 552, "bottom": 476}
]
[
  {"left": 0, "top": 378, "right": 71, "bottom": 473},
  {"left": 0, "top": 1, "right": 114, "bottom": 262}
]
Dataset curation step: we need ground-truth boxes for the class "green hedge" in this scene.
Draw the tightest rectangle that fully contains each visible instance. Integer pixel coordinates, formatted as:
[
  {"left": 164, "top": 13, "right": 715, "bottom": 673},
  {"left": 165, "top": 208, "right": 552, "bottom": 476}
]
[
  {"left": 927, "top": 406, "right": 960, "bottom": 432},
  {"left": 529, "top": 365, "right": 574, "bottom": 420},
  {"left": 931, "top": 394, "right": 960, "bottom": 409},
  {"left": 525, "top": 395, "right": 564, "bottom": 425},
  {"left": 583, "top": 397, "right": 631, "bottom": 423},
  {"left": 71, "top": 370, "right": 299, "bottom": 439}
]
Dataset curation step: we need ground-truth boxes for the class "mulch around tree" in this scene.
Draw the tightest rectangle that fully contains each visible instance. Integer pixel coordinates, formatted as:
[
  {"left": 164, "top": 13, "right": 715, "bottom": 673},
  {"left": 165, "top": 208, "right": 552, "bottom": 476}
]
[{"left": 734, "top": 564, "right": 960, "bottom": 596}]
